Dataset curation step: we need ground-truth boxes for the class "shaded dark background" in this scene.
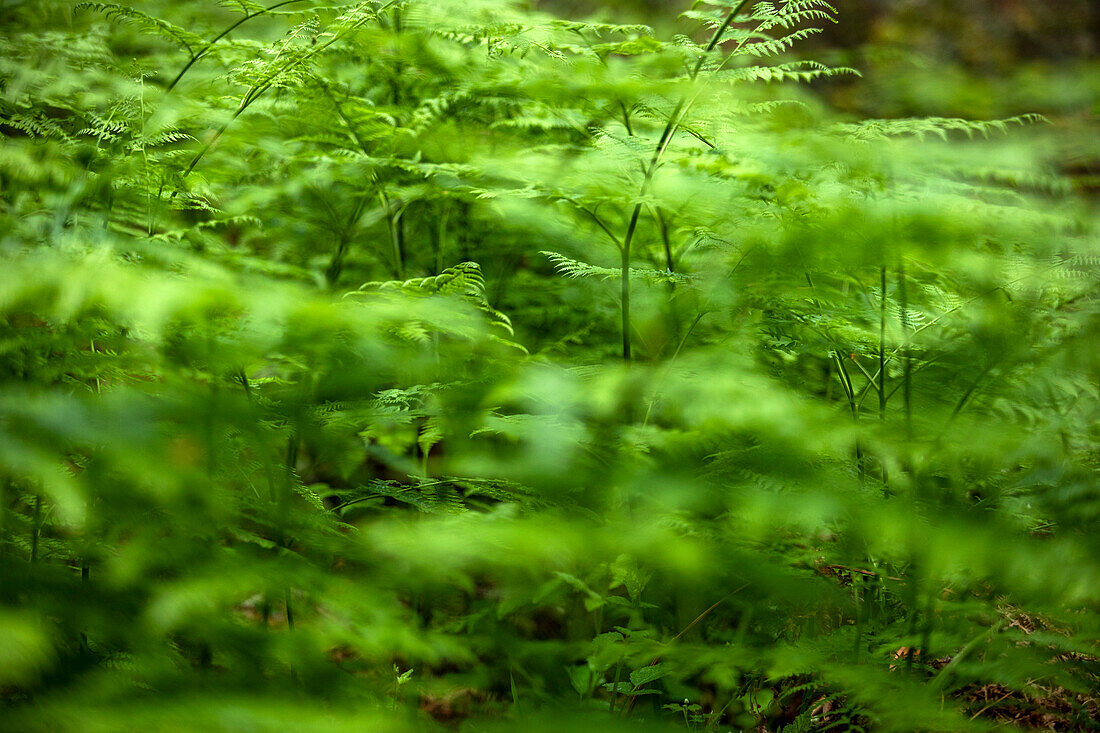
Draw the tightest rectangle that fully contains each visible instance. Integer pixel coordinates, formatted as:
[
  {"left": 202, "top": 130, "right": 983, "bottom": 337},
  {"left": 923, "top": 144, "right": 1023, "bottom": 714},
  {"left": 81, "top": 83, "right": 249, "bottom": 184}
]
[
  {"left": 540, "top": 0, "right": 1098, "bottom": 63},
  {"left": 539, "top": 0, "right": 1099, "bottom": 189}
]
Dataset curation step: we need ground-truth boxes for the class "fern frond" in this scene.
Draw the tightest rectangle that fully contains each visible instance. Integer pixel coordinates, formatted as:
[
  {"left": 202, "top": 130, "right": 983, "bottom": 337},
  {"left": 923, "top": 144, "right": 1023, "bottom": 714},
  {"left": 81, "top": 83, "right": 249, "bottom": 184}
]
[
  {"left": 719, "top": 60, "right": 859, "bottom": 84},
  {"left": 350, "top": 262, "right": 521, "bottom": 342},
  {"left": 548, "top": 20, "right": 655, "bottom": 43},
  {"left": 542, "top": 252, "right": 692, "bottom": 285},
  {"left": 357, "top": 261, "right": 488, "bottom": 299},
  {"left": 0, "top": 113, "right": 73, "bottom": 142},
  {"left": 834, "top": 114, "right": 1047, "bottom": 141},
  {"left": 76, "top": 3, "right": 205, "bottom": 53},
  {"left": 738, "top": 27, "right": 824, "bottom": 57}
]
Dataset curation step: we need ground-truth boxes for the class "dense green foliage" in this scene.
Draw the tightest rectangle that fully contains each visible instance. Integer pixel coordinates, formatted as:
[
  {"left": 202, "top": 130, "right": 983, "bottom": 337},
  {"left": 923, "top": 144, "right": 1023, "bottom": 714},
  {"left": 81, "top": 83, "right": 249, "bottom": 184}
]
[{"left": 1, "top": 1, "right": 1098, "bottom": 730}]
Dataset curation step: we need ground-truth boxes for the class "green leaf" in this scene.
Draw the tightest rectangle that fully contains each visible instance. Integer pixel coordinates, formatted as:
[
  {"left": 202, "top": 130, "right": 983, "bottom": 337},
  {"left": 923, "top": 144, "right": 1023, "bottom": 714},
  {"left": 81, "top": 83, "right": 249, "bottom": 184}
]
[{"left": 629, "top": 663, "right": 668, "bottom": 687}]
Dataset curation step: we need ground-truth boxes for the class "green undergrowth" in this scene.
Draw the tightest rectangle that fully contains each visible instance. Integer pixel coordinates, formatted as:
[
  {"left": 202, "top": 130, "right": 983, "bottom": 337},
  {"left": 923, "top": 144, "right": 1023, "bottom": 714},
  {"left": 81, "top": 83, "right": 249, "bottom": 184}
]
[{"left": 1, "top": 1, "right": 1098, "bottom": 731}]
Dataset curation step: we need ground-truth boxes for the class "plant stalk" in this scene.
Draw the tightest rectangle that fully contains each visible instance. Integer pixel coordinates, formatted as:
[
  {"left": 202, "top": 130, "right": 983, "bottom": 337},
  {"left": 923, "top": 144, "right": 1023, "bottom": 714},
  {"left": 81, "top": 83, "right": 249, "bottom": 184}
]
[
  {"left": 879, "top": 266, "right": 887, "bottom": 421},
  {"left": 29, "top": 494, "right": 41, "bottom": 563},
  {"left": 616, "top": 0, "right": 752, "bottom": 361},
  {"left": 898, "top": 262, "right": 912, "bottom": 436}
]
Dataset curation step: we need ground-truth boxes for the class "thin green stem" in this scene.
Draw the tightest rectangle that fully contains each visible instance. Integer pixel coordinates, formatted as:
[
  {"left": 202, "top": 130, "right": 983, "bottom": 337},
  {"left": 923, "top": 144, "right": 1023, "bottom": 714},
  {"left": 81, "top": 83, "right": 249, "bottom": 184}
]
[
  {"left": 879, "top": 266, "right": 889, "bottom": 490},
  {"left": 903, "top": 568, "right": 920, "bottom": 674},
  {"left": 618, "top": 101, "right": 634, "bottom": 136},
  {"left": 183, "top": 3, "right": 393, "bottom": 177},
  {"left": 931, "top": 620, "right": 1005, "bottom": 692},
  {"left": 620, "top": 215, "right": 636, "bottom": 361},
  {"left": 641, "top": 309, "right": 707, "bottom": 427},
  {"left": 435, "top": 200, "right": 450, "bottom": 274},
  {"left": 29, "top": 494, "right": 41, "bottom": 563},
  {"left": 653, "top": 206, "right": 675, "bottom": 274},
  {"left": 832, "top": 352, "right": 857, "bottom": 417},
  {"left": 320, "top": 81, "right": 407, "bottom": 279},
  {"left": 944, "top": 362, "right": 997, "bottom": 428},
  {"left": 325, "top": 194, "right": 369, "bottom": 287},
  {"left": 166, "top": 0, "right": 310, "bottom": 93},
  {"left": 391, "top": 202, "right": 407, "bottom": 280},
  {"left": 510, "top": 668, "right": 522, "bottom": 714},
  {"left": 639, "top": 242, "right": 754, "bottom": 426},
  {"left": 898, "top": 261, "right": 912, "bottom": 436},
  {"left": 884, "top": 262, "right": 1063, "bottom": 363},
  {"left": 572, "top": 203, "right": 623, "bottom": 249},
  {"left": 616, "top": 0, "right": 752, "bottom": 361},
  {"left": 849, "top": 356, "right": 880, "bottom": 396},
  {"left": 238, "top": 370, "right": 279, "bottom": 503},
  {"left": 621, "top": 584, "right": 748, "bottom": 719},
  {"left": 609, "top": 659, "right": 622, "bottom": 713},
  {"left": 879, "top": 266, "right": 887, "bottom": 421},
  {"left": 852, "top": 577, "right": 863, "bottom": 663},
  {"left": 834, "top": 353, "right": 866, "bottom": 482}
]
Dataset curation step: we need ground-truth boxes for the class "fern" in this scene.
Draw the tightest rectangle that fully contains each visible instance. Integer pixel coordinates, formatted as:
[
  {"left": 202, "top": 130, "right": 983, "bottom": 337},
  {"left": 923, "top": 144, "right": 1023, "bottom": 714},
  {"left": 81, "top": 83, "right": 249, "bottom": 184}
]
[
  {"left": 76, "top": 3, "right": 206, "bottom": 53},
  {"left": 349, "top": 261, "right": 518, "bottom": 339},
  {"left": 0, "top": 1, "right": 1097, "bottom": 731},
  {"left": 835, "top": 114, "right": 1048, "bottom": 141},
  {"left": 542, "top": 251, "right": 692, "bottom": 285},
  {"left": 719, "top": 59, "right": 859, "bottom": 84}
]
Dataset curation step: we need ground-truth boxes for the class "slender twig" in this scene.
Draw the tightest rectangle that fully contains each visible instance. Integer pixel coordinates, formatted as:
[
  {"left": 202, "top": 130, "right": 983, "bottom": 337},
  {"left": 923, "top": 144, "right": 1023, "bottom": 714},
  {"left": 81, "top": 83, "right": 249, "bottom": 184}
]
[
  {"left": 616, "top": 0, "right": 752, "bottom": 361},
  {"left": 931, "top": 620, "right": 1005, "bottom": 692},
  {"left": 832, "top": 352, "right": 857, "bottom": 417},
  {"left": 390, "top": 202, "right": 407, "bottom": 279},
  {"left": 943, "top": 361, "right": 997, "bottom": 429},
  {"left": 573, "top": 203, "right": 623, "bottom": 249},
  {"left": 849, "top": 356, "right": 880, "bottom": 395},
  {"left": 319, "top": 80, "right": 407, "bottom": 278},
  {"left": 898, "top": 261, "right": 912, "bottom": 436},
  {"left": 879, "top": 266, "right": 887, "bottom": 422},
  {"left": 824, "top": 564, "right": 902, "bottom": 582},
  {"left": 641, "top": 309, "right": 706, "bottom": 427},
  {"left": 435, "top": 199, "right": 450, "bottom": 275},
  {"left": 325, "top": 194, "right": 369, "bottom": 286},
  {"left": 621, "top": 584, "right": 749, "bottom": 718},
  {"left": 879, "top": 267, "right": 890, "bottom": 489},
  {"left": 640, "top": 244, "right": 755, "bottom": 427},
  {"left": 620, "top": 227, "right": 634, "bottom": 360},
  {"left": 609, "top": 659, "right": 622, "bottom": 713},
  {"left": 237, "top": 370, "right": 279, "bottom": 503},
  {"left": 183, "top": 2, "right": 395, "bottom": 177},
  {"left": 166, "top": 0, "right": 310, "bottom": 93},
  {"left": 968, "top": 689, "right": 1015, "bottom": 721},
  {"left": 883, "top": 261, "right": 1066, "bottom": 363},
  {"left": 833, "top": 353, "right": 866, "bottom": 481},
  {"left": 652, "top": 206, "right": 675, "bottom": 274},
  {"left": 618, "top": 100, "right": 634, "bottom": 136},
  {"left": 852, "top": 577, "right": 863, "bottom": 663},
  {"left": 29, "top": 494, "right": 41, "bottom": 563}
]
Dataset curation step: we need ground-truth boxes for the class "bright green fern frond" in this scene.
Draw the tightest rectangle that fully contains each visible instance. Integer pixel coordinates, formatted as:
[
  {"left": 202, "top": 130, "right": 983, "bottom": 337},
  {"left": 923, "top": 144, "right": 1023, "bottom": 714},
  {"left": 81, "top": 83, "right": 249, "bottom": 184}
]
[
  {"left": 76, "top": 3, "right": 205, "bottom": 53},
  {"left": 738, "top": 27, "right": 824, "bottom": 57},
  {"left": 351, "top": 262, "right": 521, "bottom": 343},
  {"left": 542, "top": 252, "right": 692, "bottom": 286},
  {"left": 834, "top": 114, "right": 1047, "bottom": 141},
  {"left": 358, "top": 262, "right": 488, "bottom": 299},
  {"left": 719, "top": 60, "right": 859, "bottom": 85}
]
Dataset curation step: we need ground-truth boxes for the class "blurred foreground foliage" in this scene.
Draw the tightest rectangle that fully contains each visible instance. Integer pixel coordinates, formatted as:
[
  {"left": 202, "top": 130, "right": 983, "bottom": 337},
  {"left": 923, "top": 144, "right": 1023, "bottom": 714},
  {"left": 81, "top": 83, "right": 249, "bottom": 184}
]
[{"left": 1, "top": 1, "right": 1098, "bottom": 731}]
